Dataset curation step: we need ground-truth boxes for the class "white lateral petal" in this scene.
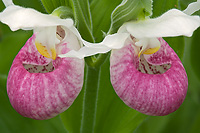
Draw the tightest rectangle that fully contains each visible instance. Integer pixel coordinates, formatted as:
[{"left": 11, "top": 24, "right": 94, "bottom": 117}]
[
  {"left": 60, "top": 27, "right": 81, "bottom": 51},
  {"left": 101, "top": 33, "right": 130, "bottom": 49},
  {"left": 0, "top": 5, "right": 73, "bottom": 31},
  {"left": 82, "top": 33, "right": 129, "bottom": 49},
  {"left": 66, "top": 26, "right": 84, "bottom": 47},
  {"left": 58, "top": 33, "right": 129, "bottom": 59},
  {"left": 123, "top": 9, "right": 200, "bottom": 38},
  {"left": 183, "top": 1, "right": 200, "bottom": 15},
  {"left": 58, "top": 46, "right": 111, "bottom": 59},
  {"left": 3, "top": 0, "right": 14, "bottom": 7}
]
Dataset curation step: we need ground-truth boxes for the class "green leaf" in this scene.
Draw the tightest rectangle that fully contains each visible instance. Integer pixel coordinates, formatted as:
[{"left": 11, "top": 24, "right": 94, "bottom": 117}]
[
  {"left": 40, "top": 0, "right": 71, "bottom": 13},
  {"left": 184, "top": 29, "right": 200, "bottom": 103},
  {"left": 164, "top": 36, "right": 185, "bottom": 59},
  {"left": 0, "top": 31, "right": 32, "bottom": 74},
  {"left": 109, "top": 0, "right": 152, "bottom": 34},
  {"left": 189, "top": 26, "right": 200, "bottom": 81},
  {"left": 178, "top": 0, "right": 196, "bottom": 10},
  {"left": 90, "top": 0, "right": 122, "bottom": 42},
  {"left": 189, "top": 107, "right": 200, "bottom": 133},
  {"left": 70, "top": 0, "right": 95, "bottom": 42},
  {"left": 152, "top": 0, "right": 178, "bottom": 17},
  {"left": 13, "top": 0, "right": 46, "bottom": 13}
]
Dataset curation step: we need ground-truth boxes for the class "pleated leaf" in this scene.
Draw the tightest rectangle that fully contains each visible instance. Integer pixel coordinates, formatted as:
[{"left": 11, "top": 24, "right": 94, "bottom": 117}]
[{"left": 109, "top": 0, "right": 152, "bottom": 34}]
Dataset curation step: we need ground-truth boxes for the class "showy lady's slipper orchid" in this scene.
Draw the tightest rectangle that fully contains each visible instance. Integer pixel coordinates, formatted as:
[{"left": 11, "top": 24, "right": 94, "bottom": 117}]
[
  {"left": 0, "top": 0, "right": 84, "bottom": 119},
  {"left": 60, "top": 1, "right": 200, "bottom": 60},
  {"left": 59, "top": 1, "right": 200, "bottom": 116},
  {"left": 110, "top": 1, "right": 200, "bottom": 116}
]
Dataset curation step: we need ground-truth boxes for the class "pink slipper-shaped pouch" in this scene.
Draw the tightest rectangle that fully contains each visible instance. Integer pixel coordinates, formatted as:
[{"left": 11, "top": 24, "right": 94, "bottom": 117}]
[
  {"left": 7, "top": 34, "right": 84, "bottom": 120},
  {"left": 110, "top": 38, "right": 188, "bottom": 116}
]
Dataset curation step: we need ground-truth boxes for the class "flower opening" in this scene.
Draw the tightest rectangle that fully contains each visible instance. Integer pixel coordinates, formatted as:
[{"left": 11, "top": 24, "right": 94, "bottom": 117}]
[{"left": 0, "top": 0, "right": 85, "bottom": 120}]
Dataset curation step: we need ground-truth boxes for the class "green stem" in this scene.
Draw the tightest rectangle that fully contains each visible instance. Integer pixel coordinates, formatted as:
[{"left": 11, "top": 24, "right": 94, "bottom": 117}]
[
  {"left": 80, "top": 65, "right": 100, "bottom": 132},
  {"left": 93, "top": 53, "right": 110, "bottom": 68},
  {"left": 85, "top": 53, "right": 110, "bottom": 68}
]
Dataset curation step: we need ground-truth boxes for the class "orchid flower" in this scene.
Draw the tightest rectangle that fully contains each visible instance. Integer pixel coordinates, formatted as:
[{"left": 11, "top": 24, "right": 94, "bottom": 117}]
[
  {"left": 110, "top": 1, "right": 200, "bottom": 116},
  {"left": 60, "top": 1, "right": 200, "bottom": 59},
  {"left": 0, "top": 0, "right": 85, "bottom": 120},
  {"left": 0, "top": 0, "right": 128, "bottom": 120},
  {"left": 0, "top": 0, "right": 82, "bottom": 60},
  {"left": 61, "top": 1, "right": 200, "bottom": 116}
]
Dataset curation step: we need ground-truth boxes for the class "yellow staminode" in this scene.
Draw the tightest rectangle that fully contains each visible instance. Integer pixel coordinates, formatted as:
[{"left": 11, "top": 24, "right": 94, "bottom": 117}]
[
  {"left": 138, "top": 45, "right": 160, "bottom": 57},
  {"left": 35, "top": 42, "right": 56, "bottom": 60},
  {"left": 50, "top": 48, "right": 56, "bottom": 60}
]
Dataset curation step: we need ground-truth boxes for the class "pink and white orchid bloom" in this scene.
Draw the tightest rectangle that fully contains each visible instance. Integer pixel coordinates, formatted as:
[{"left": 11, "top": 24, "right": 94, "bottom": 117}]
[
  {"left": 0, "top": 0, "right": 82, "bottom": 60},
  {"left": 0, "top": 0, "right": 84, "bottom": 119},
  {"left": 110, "top": 1, "right": 200, "bottom": 115},
  {"left": 59, "top": 1, "right": 200, "bottom": 60},
  {"left": 61, "top": 1, "right": 200, "bottom": 116},
  {"left": 0, "top": 0, "right": 128, "bottom": 119}
]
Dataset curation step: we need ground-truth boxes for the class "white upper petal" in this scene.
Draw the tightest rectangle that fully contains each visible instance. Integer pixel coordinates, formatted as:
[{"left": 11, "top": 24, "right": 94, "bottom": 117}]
[
  {"left": 121, "top": 9, "right": 200, "bottom": 38},
  {"left": 0, "top": 5, "right": 73, "bottom": 31},
  {"left": 183, "top": 1, "right": 200, "bottom": 15}
]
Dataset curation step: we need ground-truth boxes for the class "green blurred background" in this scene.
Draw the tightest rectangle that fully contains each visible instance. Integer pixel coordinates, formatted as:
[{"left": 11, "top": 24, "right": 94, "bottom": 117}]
[{"left": 0, "top": 0, "right": 200, "bottom": 133}]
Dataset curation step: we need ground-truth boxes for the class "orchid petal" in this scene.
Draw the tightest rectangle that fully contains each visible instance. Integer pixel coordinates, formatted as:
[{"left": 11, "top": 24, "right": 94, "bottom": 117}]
[
  {"left": 0, "top": 5, "right": 73, "bottom": 31},
  {"left": 58, "top": 33, "right": 129, "bottom": 59},
  {"left": 60, "top": 27, "right": 80, "bottom": 50},
  {"left": 183, "top": 0, "right": 200, "bottom": 15},
  {"left": 59, "top": 46, "right": 111, "bottom": 59},
  {"left": 121, "top": 9, "right": 200, "bottom": 38},
  {"left": 2, "top": 0, "right": 14, "bottom": 7},
  {"left": 100, "top": 33, "right": 130, "bottom": 49}
]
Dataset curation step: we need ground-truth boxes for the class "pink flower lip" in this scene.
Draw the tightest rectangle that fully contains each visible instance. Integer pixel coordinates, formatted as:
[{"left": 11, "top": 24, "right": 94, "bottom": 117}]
[
  {"left": 110, "top": 38, "right": 188, "bottom": 116},
  {"left": 7, "top": 34, "right": 84, "bottom": 120}
]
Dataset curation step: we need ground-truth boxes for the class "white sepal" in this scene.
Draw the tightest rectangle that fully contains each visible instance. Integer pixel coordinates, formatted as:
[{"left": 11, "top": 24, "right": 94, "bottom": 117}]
[
  {"left": 183, "top": 0, "right": 200, "bottom": 15},
  {"left": 121, "top": 9, "right": 200, "bottom": 39},
  {"left": 0, "top": 5, "right": 73, "bottom": 31},
  {"left": 2, "top": 0, "right": 14, "bottom": 7}
]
